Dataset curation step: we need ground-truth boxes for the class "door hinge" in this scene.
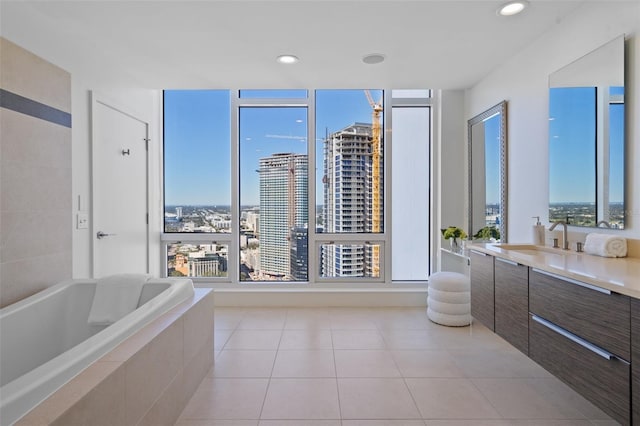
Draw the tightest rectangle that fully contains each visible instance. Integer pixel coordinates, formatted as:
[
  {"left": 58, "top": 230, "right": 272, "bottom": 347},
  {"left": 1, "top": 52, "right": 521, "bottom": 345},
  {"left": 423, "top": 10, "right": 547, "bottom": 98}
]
[
  {"left": 146, "top": 213, "right": 149, "bottom": 224},
  {"left": 144, "top": 138, "right": 150, "bottom": 150}
]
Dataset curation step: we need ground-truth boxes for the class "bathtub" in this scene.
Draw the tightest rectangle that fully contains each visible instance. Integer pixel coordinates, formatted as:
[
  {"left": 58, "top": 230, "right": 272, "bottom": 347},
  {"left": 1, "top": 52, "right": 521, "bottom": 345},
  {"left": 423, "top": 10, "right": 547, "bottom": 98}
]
[{"left": 0, "top": 277, "right": 195, "bottom": 425}]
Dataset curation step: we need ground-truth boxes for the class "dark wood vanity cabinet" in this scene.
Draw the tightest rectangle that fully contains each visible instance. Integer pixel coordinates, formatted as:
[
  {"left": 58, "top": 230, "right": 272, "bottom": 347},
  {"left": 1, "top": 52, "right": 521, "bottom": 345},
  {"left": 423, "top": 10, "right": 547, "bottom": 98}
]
[
  {"left": 529, "top": 268, "right": 630, "bottom": 360},
  {"left": 469, "top": 250, "right": 636, "bottom": 425},
  {"left": 632, "top": 298, "right": 640, "bottom": 424},
  {"left": 529, "top": 268, "right": 631, "bottom": 425},
  {"left": 529, "top": 314, "right": 630, "bottom": 425},
  {"left": 469, "top": 250, "right": 494, "bottom": 331},
  {"left": 494, "top": 258, "right": 528, "bottom": 355}
]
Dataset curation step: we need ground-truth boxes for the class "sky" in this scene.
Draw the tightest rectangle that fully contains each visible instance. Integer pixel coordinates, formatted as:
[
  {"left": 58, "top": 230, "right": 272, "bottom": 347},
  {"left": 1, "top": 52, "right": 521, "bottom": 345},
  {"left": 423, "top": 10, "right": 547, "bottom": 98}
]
[
  {"left": 164, "top": 89, "right": 381, "bottom": 206},
  {"left": 483, "top": 113, "right": 501, "bottom": 205},
  {"left": 549, "top": 86, "right": 625, "bottom": 204}
]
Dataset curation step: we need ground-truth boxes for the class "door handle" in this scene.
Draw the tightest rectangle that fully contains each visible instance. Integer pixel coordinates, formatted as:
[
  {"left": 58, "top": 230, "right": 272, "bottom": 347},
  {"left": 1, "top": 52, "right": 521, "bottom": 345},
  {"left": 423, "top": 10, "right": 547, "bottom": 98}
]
[{"left": 96, "top": 231, "right": 116, "bottom": 239}]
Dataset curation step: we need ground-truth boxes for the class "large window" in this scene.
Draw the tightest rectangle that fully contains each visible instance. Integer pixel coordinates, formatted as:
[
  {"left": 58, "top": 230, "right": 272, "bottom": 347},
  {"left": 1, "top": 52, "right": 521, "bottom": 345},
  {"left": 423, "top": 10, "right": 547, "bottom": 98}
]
[
  {"left": 163, "top": 89, "right": 431, "bottom": 283},
  {"left": 163, "top": 90, "right": 231, "bottom": 233},
  {"left": 239, "top": 107, "right": 308, "bottom": 281}
]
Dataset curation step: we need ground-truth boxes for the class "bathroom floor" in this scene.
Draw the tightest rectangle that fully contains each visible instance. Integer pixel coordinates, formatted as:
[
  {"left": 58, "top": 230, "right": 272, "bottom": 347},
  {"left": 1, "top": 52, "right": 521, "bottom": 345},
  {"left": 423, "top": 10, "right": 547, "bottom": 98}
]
[{"left": 175, "top": 307, "right": 619, "bottom": 426}]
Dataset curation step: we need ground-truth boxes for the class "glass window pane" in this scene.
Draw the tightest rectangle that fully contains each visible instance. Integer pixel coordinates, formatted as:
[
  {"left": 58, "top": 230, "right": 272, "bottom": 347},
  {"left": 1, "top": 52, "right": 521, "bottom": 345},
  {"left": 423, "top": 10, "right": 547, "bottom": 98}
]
[
  {"left": 163, "top": 90, "right": 230, "bottom": 232},
  {"left": 484, "top": 113, "right": 502, "bottom": 229},
  {"left": 609, "top": 86, "right": 624, "bottom": 229},
  {"left": 239, "top": 107, "right": 308, "bottom": 282},
  {"left": 167, "top": 243, "right": 228, "bottom": 278},
  {"left": 316, "top": 90, "right": 384, "bottom": 234},
  {"left": 391, "top": 89, "right": 431, "bottom": 98},
  {"left": 391, "top": 107, "right": 430, "bottom": 280},
  {"left": 548, "top": 87, "right": 596, "bottom": 226},
  {"left": 240, "top": 89, "right": 308, "bottom": 99},
  {"left": 319, "top": 243, "right": 380, "bottom": 278}
]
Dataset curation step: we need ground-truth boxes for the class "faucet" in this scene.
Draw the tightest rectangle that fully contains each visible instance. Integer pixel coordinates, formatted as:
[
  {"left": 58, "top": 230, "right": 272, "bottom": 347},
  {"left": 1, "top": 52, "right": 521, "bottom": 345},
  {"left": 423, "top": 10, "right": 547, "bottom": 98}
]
[
  {"left": 596, "top": 220, "right": 611, "bottom": 228},
  {"left": 549, "top": 220, "right": 569, "bottom": 250}
]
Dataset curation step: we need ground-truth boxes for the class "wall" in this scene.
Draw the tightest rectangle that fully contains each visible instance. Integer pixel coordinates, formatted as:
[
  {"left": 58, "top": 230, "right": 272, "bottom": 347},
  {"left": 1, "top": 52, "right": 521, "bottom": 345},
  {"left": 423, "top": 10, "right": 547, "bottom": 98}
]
[
  {"left": 436, "top": 90, "right": 468, "bottom": 274},
  {"left": 466, "top": 1, "right": 640, "bottom": 243},
  {"left": 0, "top": 37, "right": 72, "bottom": 307}
]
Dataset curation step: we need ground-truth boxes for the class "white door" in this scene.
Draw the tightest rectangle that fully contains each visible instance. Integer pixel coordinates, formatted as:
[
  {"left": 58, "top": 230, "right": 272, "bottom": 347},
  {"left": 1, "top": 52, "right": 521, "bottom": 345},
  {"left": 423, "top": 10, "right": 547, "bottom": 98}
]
[{"left": 92, "top": 98, "right": 149, "bottom": 277}]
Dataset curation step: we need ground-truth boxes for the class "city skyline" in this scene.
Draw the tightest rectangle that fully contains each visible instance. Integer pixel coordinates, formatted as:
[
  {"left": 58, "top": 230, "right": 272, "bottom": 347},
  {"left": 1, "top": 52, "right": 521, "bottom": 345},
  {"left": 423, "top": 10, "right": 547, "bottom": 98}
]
[{"left": 164, "top": 89, "right": 381, "bottom": 207}]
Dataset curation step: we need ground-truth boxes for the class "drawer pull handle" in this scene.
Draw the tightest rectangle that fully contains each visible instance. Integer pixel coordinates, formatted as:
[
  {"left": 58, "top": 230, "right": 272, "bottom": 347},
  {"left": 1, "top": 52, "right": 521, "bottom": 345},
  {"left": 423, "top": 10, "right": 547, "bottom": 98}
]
[
  {"left": 531, "top": 315, "right": 613, "bottom": 360},
  {"left": 531, "top": 268, "right": 611, "bottom": 295},
  {"left": 470, "top": 250, "right": 488, "bottom": 257},
  {"left": 496, "top": 258, "right": 519, "bottom": 266}
]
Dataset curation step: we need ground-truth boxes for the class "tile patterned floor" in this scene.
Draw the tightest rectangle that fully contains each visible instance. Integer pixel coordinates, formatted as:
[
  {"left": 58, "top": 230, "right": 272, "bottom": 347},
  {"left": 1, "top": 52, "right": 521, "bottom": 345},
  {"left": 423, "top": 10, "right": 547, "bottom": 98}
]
[{"left": 175, "top": 307, "right": 620, "bottom": 426}]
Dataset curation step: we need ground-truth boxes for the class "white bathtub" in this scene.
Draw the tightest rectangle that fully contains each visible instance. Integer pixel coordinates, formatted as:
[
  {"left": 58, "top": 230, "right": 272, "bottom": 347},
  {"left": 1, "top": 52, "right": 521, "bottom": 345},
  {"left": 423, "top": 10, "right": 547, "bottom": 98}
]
[{"left": 0, "top": 277, "right": 195, "bottom": 425}]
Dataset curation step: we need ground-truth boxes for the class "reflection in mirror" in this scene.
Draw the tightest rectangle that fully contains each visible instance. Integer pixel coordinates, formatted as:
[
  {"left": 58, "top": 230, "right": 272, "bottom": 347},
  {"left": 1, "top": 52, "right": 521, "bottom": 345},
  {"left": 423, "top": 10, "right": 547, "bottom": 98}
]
[
  {"left": 548, "top": 35, "right": 625, "bottom": 228},
  {"left": 468, "top": 101, "right": 507, "bottom": 243}
]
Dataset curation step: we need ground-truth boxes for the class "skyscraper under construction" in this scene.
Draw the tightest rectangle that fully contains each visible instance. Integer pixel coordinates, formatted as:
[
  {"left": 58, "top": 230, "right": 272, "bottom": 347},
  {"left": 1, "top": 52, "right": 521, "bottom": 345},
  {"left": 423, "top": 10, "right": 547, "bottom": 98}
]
[{"left": 322, "top": 123, "right": 383, "bottom": 277}]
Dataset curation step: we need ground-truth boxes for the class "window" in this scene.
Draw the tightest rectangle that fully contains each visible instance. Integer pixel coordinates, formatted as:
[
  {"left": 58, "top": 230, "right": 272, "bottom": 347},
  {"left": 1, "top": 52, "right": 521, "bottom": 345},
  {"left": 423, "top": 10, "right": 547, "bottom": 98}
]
[
  {"left": 608, "top": 86, "right": 624, "bottom": 229},
  {"left": 163, "top": 88, "right": 432, "bottom": 283},
  {"left": 239, "top": 107, "right": 308, "bottom": 281},
  {"left": 163, "top": 90, "right": 231, "bottom": 233},
  {"left": 391, "top": 105, "right": 431, "bottom": 281}
]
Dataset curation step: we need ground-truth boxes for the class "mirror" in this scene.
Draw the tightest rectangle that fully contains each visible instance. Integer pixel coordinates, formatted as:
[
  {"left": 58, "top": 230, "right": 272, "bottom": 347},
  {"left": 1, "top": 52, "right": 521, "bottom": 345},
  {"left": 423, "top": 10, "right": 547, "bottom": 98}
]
[
  {"left": 549, "top": 35, "right": 625, "bottom": 229},
  {"left": 468, "top": 101, "right": 507, "bottom": 243}
]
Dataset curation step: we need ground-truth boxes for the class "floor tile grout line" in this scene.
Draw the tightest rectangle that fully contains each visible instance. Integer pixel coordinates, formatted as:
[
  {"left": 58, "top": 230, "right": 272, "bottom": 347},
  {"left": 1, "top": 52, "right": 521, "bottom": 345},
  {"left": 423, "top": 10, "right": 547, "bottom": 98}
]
[
  {"left": 256, "top": 311, "right": 286, "bottom": 421},
  {"left": 331, "top": 322, "right": 344, "bottom": 423}
]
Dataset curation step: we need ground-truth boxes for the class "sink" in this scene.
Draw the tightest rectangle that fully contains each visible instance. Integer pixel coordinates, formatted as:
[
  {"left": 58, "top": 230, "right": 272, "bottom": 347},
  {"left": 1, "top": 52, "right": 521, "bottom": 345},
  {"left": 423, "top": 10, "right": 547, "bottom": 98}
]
[{"left": 491, "top": 244, "right": 571, "bottom": 256}]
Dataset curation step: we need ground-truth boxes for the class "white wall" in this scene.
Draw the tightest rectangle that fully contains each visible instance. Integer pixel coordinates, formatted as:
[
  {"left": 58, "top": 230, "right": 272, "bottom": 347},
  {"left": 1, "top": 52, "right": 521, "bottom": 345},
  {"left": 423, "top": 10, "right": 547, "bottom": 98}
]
[
  {"left": 466, "top": 1, "right": 640, "bottom": 243},
  {"left": 436, "top": 90, "right": 468, "bottom": 273}
]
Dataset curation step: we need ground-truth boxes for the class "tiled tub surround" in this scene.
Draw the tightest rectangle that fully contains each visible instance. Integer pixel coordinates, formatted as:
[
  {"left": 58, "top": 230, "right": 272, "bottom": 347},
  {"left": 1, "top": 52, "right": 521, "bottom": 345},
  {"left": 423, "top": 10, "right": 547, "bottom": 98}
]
[
  {"left": 0, "top": 37, "right": 73, "bottom": 308},
  {"left": 15, "top": 288, "right": 214, "bottom": 426}
]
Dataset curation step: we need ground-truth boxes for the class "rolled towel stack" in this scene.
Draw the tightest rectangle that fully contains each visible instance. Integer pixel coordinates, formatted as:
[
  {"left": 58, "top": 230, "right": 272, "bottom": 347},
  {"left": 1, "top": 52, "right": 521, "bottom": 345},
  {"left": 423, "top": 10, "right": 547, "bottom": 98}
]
[{"left": 583, "top": 233, "right": 627, "bottom": 258}]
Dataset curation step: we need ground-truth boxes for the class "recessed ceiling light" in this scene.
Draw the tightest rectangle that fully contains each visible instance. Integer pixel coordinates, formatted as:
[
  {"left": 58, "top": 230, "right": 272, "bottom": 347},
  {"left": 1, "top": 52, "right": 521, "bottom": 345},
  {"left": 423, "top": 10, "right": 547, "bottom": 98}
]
[
  {"left": 277, "top": 54, "right": 299, "bottom": 64},
  {"left": 497, "top": 0, "right": 528, "bottom": 16},
  {"left": 362, "top": 53, "right": 386, "bottom": 65}
]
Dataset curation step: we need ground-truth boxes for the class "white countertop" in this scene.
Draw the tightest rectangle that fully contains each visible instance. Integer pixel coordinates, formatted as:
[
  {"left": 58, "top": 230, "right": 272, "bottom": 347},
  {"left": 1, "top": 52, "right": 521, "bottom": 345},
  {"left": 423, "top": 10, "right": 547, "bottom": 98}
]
[{"left": 467, "top": 243, "right": 640, "bottom": 299}]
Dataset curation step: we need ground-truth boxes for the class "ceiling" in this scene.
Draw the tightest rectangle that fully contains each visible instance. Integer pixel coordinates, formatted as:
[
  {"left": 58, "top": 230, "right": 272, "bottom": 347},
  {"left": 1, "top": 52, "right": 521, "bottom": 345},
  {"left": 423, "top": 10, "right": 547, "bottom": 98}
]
[{"left": 0, "top": 0, "right": 588, "bottom": 90}]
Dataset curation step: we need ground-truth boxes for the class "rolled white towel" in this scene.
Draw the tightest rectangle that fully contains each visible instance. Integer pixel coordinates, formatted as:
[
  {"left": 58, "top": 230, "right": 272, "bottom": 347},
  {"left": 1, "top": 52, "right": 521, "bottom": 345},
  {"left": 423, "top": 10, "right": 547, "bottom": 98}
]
[{"left": 583, "top": 233, "right": 627, "bottom": 258}]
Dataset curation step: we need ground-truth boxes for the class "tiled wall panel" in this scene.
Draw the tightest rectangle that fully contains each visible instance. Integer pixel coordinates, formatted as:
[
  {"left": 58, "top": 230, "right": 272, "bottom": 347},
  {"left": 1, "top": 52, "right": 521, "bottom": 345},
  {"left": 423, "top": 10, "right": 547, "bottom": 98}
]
[{"left": 0, "top": 37, "right": 72, "bottom": 308}]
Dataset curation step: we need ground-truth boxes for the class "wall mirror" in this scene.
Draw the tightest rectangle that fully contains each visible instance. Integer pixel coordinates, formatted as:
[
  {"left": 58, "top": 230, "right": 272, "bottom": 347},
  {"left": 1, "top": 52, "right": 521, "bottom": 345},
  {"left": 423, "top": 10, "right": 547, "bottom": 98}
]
[
  {"left": 468, "top": 100, "right": 507, "bottom": 243},
  {"left": 548, "top": 35, "right": 625, "bottom": 229}
]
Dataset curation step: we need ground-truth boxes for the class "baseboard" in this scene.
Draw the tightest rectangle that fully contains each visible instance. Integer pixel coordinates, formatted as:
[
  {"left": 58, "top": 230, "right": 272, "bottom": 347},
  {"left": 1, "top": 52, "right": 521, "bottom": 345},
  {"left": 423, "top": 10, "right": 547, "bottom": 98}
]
[{"left": 211, "top": 288, "right": 428, "bottom": 307}]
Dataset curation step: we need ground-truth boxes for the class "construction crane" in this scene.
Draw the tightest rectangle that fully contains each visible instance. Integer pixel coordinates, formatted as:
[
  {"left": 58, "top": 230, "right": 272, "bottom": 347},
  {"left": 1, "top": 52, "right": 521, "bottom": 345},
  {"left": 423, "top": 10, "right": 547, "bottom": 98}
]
[{"left": 364, "top": 90, "right": 382, "bottom": 277}]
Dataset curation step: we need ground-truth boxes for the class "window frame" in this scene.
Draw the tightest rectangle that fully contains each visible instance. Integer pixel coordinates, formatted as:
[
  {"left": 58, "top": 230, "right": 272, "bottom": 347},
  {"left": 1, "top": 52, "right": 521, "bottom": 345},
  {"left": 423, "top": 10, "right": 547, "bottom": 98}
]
[{"left": 161, "top": 89, "right": 433, "bottom": 286}]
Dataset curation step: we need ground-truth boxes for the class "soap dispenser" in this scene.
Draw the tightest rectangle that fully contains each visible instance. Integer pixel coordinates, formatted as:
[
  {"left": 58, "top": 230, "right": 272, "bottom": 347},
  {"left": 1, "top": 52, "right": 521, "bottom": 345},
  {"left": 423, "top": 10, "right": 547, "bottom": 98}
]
[{"left": 532, "top": 216, "right": 545, "bottom": 245}]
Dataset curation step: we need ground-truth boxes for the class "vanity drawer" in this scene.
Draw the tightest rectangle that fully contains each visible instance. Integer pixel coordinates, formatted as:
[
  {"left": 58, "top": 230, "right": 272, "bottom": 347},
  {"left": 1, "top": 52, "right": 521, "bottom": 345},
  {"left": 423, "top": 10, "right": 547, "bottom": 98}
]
[
  {"left": 529, "top": 315, "right": 630, "bottom": 425},
  {"left": 470, "top": 251, "right": 494, "bottom": 331},
  {"left": 494, "top": 258, "right": 528, "bottom": 355},
  {"left": 529, "top": 268, "right": 630, "bottom": 360}
]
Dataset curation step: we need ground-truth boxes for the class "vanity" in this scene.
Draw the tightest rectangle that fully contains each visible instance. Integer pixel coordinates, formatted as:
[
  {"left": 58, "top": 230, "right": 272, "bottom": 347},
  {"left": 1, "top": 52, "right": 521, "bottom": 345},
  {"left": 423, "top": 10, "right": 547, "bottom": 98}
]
[{"left": 468, "top": 242, "right": 640, "bottom": 425}]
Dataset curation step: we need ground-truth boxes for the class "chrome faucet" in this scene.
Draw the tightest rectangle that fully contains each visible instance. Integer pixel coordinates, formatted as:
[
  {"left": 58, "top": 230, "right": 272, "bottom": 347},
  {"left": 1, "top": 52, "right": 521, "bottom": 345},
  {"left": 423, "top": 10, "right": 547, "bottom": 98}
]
[
  {"left": 549, "top": 220, "right": 569, "bottom": 250},
  {"left": 596, "top": 220, "right": 611, "bottom": 228}
]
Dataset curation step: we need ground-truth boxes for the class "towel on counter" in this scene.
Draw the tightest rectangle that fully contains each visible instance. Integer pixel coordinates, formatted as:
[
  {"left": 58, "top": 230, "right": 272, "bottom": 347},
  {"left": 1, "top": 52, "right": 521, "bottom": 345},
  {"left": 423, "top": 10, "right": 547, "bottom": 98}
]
[
  {"left": 88, "top": 274, "right": 152, "bottom": 325},
  {"left": 583, "top": 233, "right": 627, "bottom": 258}
]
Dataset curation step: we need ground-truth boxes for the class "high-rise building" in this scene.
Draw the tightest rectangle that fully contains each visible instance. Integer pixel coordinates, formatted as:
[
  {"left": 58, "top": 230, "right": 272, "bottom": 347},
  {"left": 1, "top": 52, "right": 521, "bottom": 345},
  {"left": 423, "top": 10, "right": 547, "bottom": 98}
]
[
  {"left": 322, "top": 123, "right": 383, "bottom": 277},
  {"left": 258, "top": 153, "right": 308, "bottom": 279},
  {"left": 290, "top": 226, "right": 309, "bottom": 281}
]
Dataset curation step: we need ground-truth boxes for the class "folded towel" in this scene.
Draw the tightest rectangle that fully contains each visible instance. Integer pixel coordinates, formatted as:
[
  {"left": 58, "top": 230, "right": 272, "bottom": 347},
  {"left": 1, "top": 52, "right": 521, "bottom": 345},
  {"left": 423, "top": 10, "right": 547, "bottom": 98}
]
[
  {"left": 583, "top": 233, "right": 627, "bottom": 258},
  {"left": 88, "top": 274, "right": 152, "bottom": 325}
]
